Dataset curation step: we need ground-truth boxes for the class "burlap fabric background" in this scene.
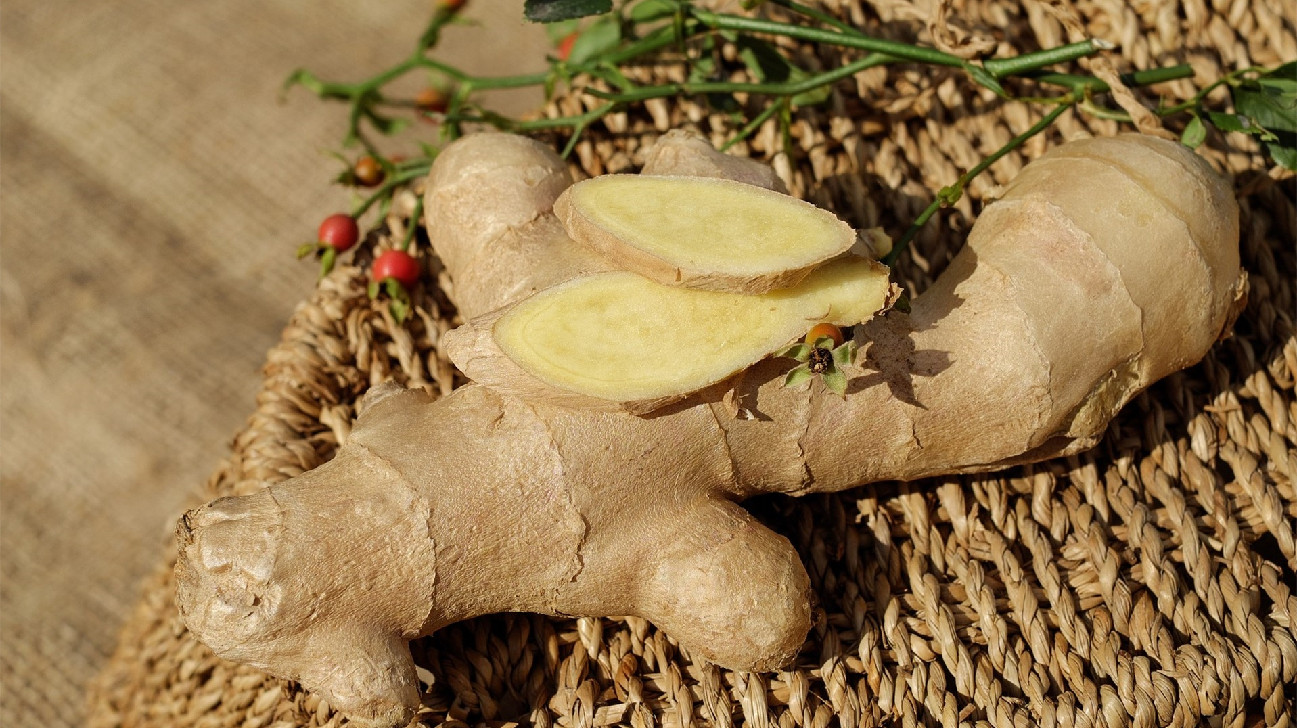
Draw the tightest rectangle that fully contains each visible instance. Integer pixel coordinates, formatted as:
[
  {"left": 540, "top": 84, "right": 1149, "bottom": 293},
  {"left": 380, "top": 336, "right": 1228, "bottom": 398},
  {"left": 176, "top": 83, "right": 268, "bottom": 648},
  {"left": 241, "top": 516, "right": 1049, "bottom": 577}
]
[
  {"left": 0, "top": 2, "right": 547, "bottom": 726},
  {"left": 6, "top": 0, "right": 1294, "bottom": 727}
]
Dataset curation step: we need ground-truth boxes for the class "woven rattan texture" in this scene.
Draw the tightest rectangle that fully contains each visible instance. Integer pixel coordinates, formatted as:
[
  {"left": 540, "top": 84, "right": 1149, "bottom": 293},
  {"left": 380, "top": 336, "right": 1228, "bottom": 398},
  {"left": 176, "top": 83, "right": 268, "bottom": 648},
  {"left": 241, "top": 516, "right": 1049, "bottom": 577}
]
[{"left": 87, "top": 0, "right": 1295, "bottom": 726}]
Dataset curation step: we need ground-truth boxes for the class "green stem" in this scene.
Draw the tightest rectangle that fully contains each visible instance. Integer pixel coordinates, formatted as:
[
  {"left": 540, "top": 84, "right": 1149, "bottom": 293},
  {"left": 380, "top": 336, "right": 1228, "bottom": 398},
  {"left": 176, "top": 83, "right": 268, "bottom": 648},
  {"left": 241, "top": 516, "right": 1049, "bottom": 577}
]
[
  {"left": 765, "top": 0, "right": 859, "bottom": 35},
  {"left": 352, "top": 166, "right": 430, "bottom": 218},
  {"left": 981, "top": 40, "right": 1111, "bottom": 78},
  {"left": 587, "top": 53, "right": 889, "bottom": 101},
  {"left": 399, "top": 196, "right": 424, "bottom": 252},
  {"left": 720, "top": 96, "right": 787, "bottom": 151},
  {"left": 692, "top": 9, "right": 968, "bottom": 68},
  {"left": 883, "top": 101, "right": 1071, "bottom": 267},
  {"left": 1027, "top": 63, "right": 1194, "bottom": 93}
]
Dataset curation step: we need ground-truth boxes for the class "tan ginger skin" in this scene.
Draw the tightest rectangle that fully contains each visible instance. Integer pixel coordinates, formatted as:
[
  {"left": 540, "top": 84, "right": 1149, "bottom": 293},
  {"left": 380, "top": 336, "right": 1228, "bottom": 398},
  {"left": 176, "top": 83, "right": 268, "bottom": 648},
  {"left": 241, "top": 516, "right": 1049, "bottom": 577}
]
[{"left": 175, "top": 130, "right": 1242, "bottom": 727}]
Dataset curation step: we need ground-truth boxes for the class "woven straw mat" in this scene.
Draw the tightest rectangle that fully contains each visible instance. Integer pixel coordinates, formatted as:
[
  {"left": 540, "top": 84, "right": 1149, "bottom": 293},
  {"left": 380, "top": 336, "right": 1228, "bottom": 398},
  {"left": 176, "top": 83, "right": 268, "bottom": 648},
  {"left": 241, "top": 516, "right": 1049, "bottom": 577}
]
[{"left": 86, "top": 0, "right": 1296, "bottom": 726}]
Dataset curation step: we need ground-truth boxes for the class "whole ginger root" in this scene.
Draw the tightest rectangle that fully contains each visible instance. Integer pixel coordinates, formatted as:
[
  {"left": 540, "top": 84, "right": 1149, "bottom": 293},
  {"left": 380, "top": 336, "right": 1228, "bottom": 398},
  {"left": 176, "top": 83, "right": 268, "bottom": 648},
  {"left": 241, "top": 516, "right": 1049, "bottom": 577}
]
[{"left": 175, "top": 131, "right": 1242, "bottom": 727}]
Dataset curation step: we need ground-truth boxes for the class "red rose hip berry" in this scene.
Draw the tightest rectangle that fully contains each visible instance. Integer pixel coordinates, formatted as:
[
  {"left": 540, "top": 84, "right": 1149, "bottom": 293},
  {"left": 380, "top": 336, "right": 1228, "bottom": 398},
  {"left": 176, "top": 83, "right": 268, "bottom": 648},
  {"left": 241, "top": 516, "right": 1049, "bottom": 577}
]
[
  {"left": 318, "top": 214, "right": 360, "bottom": 252},
  {"left": 372, "top": 250, "right": 420, "bottom": 288}
]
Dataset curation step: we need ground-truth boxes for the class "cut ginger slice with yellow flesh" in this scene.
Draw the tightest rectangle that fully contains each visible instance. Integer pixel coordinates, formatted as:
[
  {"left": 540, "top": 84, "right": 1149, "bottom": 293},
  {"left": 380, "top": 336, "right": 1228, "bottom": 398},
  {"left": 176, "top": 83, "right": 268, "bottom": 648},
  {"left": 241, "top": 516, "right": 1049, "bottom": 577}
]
[
  {"left": 443, "top": 255, "right": 894, "bottom": 414},
  {"left": 554, "top": 175, "right": 857, "bottom": 294}
]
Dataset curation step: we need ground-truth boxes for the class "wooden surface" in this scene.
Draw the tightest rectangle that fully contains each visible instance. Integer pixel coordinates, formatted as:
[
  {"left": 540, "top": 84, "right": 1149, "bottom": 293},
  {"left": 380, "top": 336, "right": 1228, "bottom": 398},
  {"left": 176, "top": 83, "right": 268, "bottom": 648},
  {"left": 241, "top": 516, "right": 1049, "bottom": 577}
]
[{"left": 0, "top": 2, "right": 547, "bottom": 725}]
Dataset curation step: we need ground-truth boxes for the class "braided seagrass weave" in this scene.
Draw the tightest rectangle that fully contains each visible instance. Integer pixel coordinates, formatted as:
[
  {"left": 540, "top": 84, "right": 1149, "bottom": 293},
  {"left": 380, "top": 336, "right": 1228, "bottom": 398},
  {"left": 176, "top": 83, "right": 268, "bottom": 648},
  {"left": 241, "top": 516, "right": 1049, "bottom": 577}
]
[{"left": 87, "top": 0, "right": 1295, "bottom": 726}]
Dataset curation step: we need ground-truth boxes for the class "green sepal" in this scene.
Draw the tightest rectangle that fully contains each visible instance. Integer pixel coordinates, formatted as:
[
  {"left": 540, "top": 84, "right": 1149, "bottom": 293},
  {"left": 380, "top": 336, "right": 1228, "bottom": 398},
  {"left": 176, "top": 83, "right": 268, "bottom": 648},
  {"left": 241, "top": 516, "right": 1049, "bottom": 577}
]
[
  {"left": 777, "top": 342, "right": 812, "bottom": 361},
  {"left": 1180, "top": 114, "right": 1207, "bottom": 149},
  {"left": 525, "top": 0, "right": 611, "bottom": 23},
  {"left": 831, "top": 341, "right": 855, "bottom": 367},
  {"left": 390, "top": 298, "right": 411, "bottom": 325},
  {"left": 297, "top": 242, "right": 319, "bottom": 259},
  {"left": 367, "top": 280, "right": 381, "bottom": 299},
  {"left": 809, "top": 336, "right": 837, "bottom": 350},
  {"left": 319, "top": 247, "right": 337, "bottom": 279},
  {"left": 822, "top": 367, "right": 848, "bottom": 397},
  {"left": 383, "top": 278, "right": 406, "bottom": 300},
  {"left": 784, "top": 366, "right": 813, "bottom": 389}
]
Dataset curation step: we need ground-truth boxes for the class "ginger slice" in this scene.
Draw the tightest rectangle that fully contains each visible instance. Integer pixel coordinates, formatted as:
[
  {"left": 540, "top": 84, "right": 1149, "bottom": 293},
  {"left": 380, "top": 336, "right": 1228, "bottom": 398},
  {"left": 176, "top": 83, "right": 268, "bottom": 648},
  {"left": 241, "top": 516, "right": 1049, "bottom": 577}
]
[
  {"left": 443, "top": 256, "right": 892, "bottom": 414},
  {"left": 554, "top": 175, "right": 856, "bottom": 294}
]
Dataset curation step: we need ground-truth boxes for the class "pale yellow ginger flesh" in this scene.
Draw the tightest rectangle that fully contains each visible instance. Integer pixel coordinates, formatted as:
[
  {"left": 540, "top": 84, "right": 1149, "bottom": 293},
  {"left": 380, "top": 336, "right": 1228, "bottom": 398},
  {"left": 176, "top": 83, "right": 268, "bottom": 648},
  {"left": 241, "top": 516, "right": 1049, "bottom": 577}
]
[
  {"left": 175, "top": 132, "right": 1243, "bottom": 728},
  {"left": 554, "top": 174, "right": 856, "bottom": 293},
  {"left": 479, "top": 256, "right": 890, "bottom": 408}
]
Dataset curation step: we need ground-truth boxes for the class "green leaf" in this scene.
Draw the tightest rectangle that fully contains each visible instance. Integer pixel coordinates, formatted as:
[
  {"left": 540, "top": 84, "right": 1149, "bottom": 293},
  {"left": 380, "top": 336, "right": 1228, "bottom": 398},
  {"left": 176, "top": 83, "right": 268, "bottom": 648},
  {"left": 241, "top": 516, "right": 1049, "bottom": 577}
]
[
  {"left": 1230, "top": 69, "right": 1297, "bottom": 169},
  {"left": 1234, "top": 88, "right": 1296, "bottom": 134},
  {"left": 734, "top": 37, "right": 830, "bottom": 108},
  {"left": 567, "top": 15, "right": 620, "bottom": 65},
  {"left": 525, "top": 0, "right": 611, "bottom": 23},
  {"left": 784, "top": 366, "right": 813, "bottom": 389},
  {"left": 1256, "top": 61, "right": 1297, "bottom": 95},
  {"left": 1268, "top": 145, "right": 1297, "bottom": 171},
  {"left": 296, "top": 242, "right": 319, "bottom": 259},
  {"left": 736, "top": 37, "right": 792, "bottom": 84},
  {"left": 1206, "top": 110, "right": 1249, "bottom": 133},
  {"left": 628, "top": 0, "right": 678, "bottom": 23},
  {"left": 822, "top": 367, "right": 848, "bottom": 397},
  {"left": 543, "top": 19, "right": 581, "bottom": 43},
  {"left": 777, "top": 342, "right": 812, "bottom": 361},
  {"left": 367, "top": 280, "right": 380, "bottom": 299},
  {"left": 1180, "top": 114, "right": 1206, "bottom": 149}
]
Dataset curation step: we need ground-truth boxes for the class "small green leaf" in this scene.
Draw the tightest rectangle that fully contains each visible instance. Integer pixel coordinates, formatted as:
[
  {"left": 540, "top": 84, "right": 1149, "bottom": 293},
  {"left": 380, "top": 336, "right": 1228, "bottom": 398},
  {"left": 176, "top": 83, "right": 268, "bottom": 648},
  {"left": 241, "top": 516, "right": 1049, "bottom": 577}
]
[
  {"left": 1180, "top": 114, "right": 1207, "bottom": 149},
  {"left": 628, "top": 0, "right": 677, "bottom": 23},
  {"left": 367, "top": 280, "right": 380, "bottom": 299},
  {"left": 734, "top": 37, "right": 830, "bottom": 108},
  {"left": 784, "top": 366, "right": 813, "bottom": 389},
  {"left": 281, "top": 68, "right": 326, "bottom": 98},
  {"left": 567, "top": 16, "right": 620, "bottom": 65},
  {"left": 736, "top": 37, "right": 792, "bottom": 84},
  {"left": 296, "top": 242, "right": 319, "bottom": 259},
  {"left": 777, "top": 342, "right": 812, "bottom": 361},
  {"left": 1255, "top": 62, "right": 1297, "bottom": 95},
  {"left": 1268, "top": 144, "right": 1297, "bottom": 171},
  {"left": 1206, "top": 110, "right": 1249, "bottom": 133},
  {"left": 822, "top": 368, "right": 848, "bottom": 397},
  {"left": 543, "top": 18, "right": 581, "bottom": 43},
  {"left": 525, "top": 0, "right": 611, "bottom": 23},
  {"left": 364, "top": 108, "right": 411, "bottom": 137}
]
